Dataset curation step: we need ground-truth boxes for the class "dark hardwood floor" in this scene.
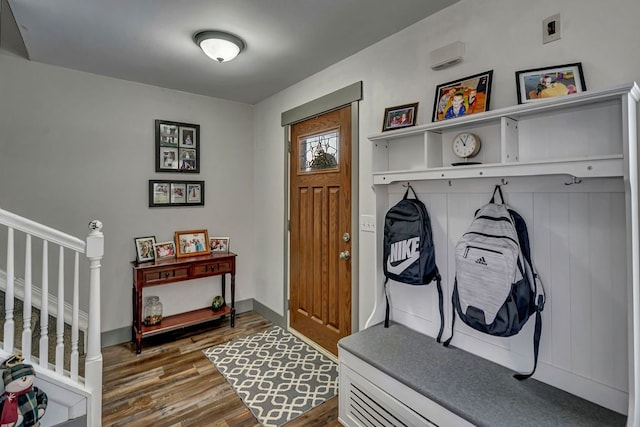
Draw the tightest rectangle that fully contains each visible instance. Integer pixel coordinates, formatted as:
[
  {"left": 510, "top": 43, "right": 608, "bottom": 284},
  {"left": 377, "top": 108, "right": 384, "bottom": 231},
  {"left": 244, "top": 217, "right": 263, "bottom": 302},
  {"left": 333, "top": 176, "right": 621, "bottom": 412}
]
[{"left": 102, "top": 311, "right": 341, "bottom": 427}]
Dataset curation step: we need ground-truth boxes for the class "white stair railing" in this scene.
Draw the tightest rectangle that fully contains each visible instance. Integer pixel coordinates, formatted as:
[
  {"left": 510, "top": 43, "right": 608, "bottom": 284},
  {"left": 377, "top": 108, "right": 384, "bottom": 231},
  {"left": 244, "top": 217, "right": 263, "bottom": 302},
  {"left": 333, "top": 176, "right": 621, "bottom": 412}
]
[{"left": 0, "top": 208, "right": 103, "bottom": 426}]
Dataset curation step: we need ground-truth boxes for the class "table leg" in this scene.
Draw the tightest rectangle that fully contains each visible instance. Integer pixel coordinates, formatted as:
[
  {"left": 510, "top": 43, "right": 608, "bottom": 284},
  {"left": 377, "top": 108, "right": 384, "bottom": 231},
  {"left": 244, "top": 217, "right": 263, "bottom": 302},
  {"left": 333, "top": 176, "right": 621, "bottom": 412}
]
[
  {"left": 231, "top": 273, "right": 236, "bottom": 327},
  {"left": 133, "top": 286, "right": 143, "bottom": 354}
]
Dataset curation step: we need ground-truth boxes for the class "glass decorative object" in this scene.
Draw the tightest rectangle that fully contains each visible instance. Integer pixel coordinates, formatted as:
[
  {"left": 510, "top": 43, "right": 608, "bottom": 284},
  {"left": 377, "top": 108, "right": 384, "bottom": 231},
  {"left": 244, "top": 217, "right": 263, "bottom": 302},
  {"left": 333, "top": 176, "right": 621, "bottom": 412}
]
[{"left": 143, "top": 296, "right": 163, "bottom": 326}]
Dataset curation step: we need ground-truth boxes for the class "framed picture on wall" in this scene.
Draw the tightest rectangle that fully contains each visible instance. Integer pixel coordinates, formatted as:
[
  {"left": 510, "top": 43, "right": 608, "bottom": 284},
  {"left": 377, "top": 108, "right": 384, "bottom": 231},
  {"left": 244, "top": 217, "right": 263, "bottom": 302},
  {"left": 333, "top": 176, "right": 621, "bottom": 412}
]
[
  {"left": 155, "top": 119, "right": 200, "bottom": 173},
  {"left": 515, "top": 62, "right": 586, "bottom": 104},
  {"left": 382, "top": 102, "right": 419, "bottom": 131},
  {"left": 149, "top": 180, "right": 205, "bottom": 207},
  {"left": 432, "top": 70, "right": 493, "bottom": 122}
]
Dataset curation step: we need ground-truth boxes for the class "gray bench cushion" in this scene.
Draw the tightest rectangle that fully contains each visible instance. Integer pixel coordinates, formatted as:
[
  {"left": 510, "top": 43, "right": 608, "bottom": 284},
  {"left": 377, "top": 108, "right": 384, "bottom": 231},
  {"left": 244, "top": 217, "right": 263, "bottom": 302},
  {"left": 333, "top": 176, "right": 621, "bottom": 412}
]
[{"left": 338, "top": 323, "right": 626, "bottom": 427}]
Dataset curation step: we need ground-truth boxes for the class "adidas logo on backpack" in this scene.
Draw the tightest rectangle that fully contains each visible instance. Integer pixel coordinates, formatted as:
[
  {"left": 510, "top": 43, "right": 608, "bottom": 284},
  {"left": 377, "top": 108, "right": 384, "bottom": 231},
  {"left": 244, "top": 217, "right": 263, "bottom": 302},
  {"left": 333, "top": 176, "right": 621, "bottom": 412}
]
[
  {"left": 474, "top": 256, "right": 487, "bottom": 265},
  {"left": 444, "top": 185, "right": 545, "bottom": 380}
]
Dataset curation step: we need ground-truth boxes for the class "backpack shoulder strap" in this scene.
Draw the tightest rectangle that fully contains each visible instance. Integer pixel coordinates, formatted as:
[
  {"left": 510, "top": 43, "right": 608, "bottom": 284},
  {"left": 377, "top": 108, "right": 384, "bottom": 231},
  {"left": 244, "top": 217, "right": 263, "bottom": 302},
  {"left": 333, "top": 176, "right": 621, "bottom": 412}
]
[
  {"left": 403, "top": 183, "right": 419, "bottom": 200},
  {"left": 490, "top": 184, "right": 505, "bottom": 204}
]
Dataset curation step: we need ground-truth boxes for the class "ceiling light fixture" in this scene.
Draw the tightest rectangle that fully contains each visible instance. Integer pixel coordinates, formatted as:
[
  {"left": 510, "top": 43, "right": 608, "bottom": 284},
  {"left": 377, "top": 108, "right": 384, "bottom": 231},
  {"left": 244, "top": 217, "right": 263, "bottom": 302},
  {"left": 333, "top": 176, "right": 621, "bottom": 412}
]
[{"left": 194, "top": 30, "right": 246, "bottom": 63}]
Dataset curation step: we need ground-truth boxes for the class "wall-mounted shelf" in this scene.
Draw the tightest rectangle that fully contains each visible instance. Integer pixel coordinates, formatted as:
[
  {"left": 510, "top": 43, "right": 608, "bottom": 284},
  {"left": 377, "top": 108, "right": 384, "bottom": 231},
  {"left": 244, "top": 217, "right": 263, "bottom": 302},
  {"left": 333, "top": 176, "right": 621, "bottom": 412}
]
[
  {"left": 348, "top": 82, "right": 640, "bottom": 423},
  {"left": 369, "top": 82, "right": 640, "bottom": 184}
]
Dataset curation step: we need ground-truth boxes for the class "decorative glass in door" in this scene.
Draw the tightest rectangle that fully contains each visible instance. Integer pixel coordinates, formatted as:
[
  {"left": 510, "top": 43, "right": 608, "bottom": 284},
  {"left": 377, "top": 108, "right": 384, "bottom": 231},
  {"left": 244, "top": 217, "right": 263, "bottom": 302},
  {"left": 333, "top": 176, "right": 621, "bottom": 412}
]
[{"left": 299, "top": 129, "right": 339, "bottom": 172}]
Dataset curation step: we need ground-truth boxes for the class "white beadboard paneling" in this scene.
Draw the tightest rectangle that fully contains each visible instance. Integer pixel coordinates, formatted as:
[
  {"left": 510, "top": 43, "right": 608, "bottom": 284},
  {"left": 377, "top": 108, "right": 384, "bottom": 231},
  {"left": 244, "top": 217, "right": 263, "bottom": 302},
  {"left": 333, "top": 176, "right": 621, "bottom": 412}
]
[
  {"left": 590, "top": 193, "right": 615, "bottom": 385},
  {"left": 547, "top": 193, "right": 572, "bottom": 371},
  {"left": 569, "top": 193, "right": 593, "bottom": 377},
  {"left": 383, "top": 179, "right": 629, "bottom": 412},
  {"left": 611, "top": 192, "right": 629, "bottom": 391}
]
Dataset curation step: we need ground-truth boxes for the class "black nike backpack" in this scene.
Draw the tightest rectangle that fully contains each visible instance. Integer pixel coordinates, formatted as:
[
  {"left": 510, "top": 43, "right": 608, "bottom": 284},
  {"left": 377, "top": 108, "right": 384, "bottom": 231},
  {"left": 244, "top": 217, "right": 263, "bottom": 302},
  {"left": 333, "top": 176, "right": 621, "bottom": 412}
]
[
  {"left": 382, "top": 184, "right": 444, "bottom": 342},
  {"left": 444, "top": 185, "right": 545, "bottom": 379}
]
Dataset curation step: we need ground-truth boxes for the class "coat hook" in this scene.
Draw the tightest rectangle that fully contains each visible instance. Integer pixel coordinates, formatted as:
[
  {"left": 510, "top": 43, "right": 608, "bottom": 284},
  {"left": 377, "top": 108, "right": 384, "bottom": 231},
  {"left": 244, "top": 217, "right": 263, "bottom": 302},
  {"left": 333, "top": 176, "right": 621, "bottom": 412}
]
[
  {"left": 564, "top": 176, "right": 583, "bottom": 186},
  {"left": 448, "top": 180, "right": 452, "bottom": 187},
  {"left": 500, "top": 178, "right": 509, "bottom": 185}
]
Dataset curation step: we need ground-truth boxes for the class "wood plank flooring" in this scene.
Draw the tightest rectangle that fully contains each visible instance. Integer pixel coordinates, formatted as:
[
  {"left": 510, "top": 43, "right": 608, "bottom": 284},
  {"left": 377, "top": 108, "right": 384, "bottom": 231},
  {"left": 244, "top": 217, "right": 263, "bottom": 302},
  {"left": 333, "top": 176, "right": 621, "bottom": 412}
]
[{"left": 102, "top": 311, "right": 341, "bottom": 427}]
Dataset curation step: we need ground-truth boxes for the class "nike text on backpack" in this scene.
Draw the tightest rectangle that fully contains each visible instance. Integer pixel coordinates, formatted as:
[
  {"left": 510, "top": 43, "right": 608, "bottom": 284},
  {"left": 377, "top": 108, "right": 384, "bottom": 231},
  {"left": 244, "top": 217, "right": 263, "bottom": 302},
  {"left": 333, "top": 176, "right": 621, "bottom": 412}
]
[
  {"left": 445, "top": 185, "right": 545, "bottom": 380},
  {"left": 383, "top": 183, "right": 444, "bottom": 342}
]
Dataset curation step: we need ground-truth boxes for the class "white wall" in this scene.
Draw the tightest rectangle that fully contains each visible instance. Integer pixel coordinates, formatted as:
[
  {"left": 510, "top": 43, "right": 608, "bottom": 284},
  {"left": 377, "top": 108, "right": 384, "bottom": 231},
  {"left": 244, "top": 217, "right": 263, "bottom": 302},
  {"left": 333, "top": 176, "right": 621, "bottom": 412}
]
[
  {"left": 252, "top": 0, "right": 640, "bottom": 327},
  {"left": 0, "top": 51, "right": 255, "bottom": 333},
  {"left": 2, "top": 0, "right": 640, "bottom": 341}
]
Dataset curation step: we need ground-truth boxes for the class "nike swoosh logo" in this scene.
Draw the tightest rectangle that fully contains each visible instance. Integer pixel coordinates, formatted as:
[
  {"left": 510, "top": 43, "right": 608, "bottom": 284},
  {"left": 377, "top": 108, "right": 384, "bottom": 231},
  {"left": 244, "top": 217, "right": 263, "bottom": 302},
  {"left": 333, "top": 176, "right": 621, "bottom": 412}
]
[{"left": 386, "top": 253, "right": 419, "bottom": 275}]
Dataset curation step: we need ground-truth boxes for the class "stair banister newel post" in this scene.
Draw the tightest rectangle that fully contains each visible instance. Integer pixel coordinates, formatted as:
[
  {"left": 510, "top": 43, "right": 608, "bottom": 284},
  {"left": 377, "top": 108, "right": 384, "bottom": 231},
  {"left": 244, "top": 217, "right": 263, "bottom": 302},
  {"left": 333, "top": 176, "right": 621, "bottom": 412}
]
[{"left": 84, "top": 220, "right": 103, "bottom": 427}]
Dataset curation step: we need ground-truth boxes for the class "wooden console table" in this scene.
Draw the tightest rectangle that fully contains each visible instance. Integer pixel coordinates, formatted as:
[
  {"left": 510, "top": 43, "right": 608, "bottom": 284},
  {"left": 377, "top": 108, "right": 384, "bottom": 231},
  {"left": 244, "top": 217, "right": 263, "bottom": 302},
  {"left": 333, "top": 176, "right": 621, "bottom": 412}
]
[{"left": 131, "top": 252, "right": 236, "bottom": 353}]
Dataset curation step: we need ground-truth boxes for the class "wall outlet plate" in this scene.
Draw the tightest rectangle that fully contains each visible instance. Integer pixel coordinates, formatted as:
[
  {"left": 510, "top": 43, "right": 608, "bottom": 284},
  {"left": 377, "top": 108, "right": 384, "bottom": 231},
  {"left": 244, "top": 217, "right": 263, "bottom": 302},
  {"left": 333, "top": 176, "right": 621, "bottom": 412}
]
[{"left": 543, "top": 13, "right": 561, "bottom": 44}]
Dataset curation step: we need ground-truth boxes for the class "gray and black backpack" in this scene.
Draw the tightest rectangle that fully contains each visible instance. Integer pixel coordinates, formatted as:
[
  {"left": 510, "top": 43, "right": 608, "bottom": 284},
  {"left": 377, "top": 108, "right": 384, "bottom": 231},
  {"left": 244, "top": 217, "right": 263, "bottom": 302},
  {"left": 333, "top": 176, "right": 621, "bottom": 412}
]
[
  {"left": 445, "top": 185, "right": 545, "bottom": 379},
  {"left": 383, "top": 184, "right": 444, "bottom": 342}
]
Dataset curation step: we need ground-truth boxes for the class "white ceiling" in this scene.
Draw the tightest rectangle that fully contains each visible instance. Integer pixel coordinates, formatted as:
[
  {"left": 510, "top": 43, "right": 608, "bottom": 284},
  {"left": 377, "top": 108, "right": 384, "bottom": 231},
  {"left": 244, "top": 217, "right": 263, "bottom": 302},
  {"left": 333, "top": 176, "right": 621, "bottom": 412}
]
[{"left": 5, "top": 0, "right": 457, "bottom": 104}]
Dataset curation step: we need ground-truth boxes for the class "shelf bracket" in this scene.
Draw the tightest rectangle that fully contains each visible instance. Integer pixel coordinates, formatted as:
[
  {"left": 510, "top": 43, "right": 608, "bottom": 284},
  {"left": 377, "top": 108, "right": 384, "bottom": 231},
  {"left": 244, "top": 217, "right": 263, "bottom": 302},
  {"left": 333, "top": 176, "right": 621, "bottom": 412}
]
[{"left": 564, "top": 176, "right": 583, "bottom": 186}]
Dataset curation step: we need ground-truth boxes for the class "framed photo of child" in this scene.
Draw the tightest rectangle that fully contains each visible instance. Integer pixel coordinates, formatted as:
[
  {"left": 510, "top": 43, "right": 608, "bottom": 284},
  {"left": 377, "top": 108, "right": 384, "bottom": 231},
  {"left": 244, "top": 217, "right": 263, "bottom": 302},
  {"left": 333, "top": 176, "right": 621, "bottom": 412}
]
[
  {"left": 432, "top": 70, "right": 493, "bottom": 122},
  {"left": 134, "top": 236, "right": 156, "bottom": 263},
  {"left": 515, "top": 63, "right": 586, "bottom": 104}
]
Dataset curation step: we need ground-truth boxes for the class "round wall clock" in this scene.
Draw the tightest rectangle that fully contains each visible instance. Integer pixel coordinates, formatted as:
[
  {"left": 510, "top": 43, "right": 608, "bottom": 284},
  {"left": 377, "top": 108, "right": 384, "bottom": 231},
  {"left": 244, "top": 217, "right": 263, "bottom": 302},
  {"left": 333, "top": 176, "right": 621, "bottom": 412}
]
[{"left": 451, "top": 132, "right": 481, "bottom": 166}]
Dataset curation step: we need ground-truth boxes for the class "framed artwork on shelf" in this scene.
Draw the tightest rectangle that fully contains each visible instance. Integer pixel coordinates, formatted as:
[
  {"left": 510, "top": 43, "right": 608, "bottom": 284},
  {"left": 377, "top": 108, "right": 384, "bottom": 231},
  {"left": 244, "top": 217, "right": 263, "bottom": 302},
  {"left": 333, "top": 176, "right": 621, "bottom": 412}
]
[
  {"left": 155, "top": 119, "right": 200, "bottom": 173},
  {"left": 134, "top": 236, "right": 156, "bottom": 263},
  {"left": 175, "top": 229, "right": 210, "bottom": 258},
  {"left": 515, "top": 62, "right": 586, "bottom": 104},
  {"left": 153, "top": 241, "right": 176, "bottom": 261},
  {"left": 382, "top": 102, "right": 419, "bottom": 131},
  {"left": 432, "top": 70, "right": 493, "bottom": 122},
  {"left": 209, "top": 237, "right": 230, "bottom": 253},
  {"left": 148, "top": 180, "right": 205, "bottom": 207}
]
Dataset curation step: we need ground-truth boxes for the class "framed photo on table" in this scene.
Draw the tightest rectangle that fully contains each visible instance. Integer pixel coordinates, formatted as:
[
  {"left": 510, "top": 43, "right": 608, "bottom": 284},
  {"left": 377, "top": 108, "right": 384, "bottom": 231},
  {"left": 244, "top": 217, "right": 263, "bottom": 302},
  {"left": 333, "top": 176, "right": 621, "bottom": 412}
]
[
  {"left": 432, "top": 70, "right": 493, "bottom": 122},
  {"left": 175, "top": 229, "right": 210, "bottom": 258},
  {"left": 153, "top": 241, "right": 176, "bottom": 261},
  {"left": 155, "top": 119, "right": 200, "bottom": 173},
  {"left": 209, "top": 237, "right": 230, "bottom": 253},
  {"left": 134, "top": 236, "right": 156, "bottom": 263},
  {"left": 515, "top": 62, "right": 586, "bottom": 104}
]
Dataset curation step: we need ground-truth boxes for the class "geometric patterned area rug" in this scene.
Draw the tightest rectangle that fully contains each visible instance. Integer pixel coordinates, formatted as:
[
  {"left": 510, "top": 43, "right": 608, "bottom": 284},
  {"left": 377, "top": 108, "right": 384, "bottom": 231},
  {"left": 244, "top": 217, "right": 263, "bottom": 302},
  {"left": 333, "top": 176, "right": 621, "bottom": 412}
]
[{"left": 203, "top": 326, "right": 338, "bottom": 427}]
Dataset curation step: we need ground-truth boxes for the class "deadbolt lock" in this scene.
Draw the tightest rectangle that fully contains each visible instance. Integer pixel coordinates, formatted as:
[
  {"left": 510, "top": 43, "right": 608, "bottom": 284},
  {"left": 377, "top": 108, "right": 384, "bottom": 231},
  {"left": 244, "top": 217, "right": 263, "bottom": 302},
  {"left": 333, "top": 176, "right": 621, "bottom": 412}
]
[{"left": 343, "top": 232, "right": 350, "bottom": 242}]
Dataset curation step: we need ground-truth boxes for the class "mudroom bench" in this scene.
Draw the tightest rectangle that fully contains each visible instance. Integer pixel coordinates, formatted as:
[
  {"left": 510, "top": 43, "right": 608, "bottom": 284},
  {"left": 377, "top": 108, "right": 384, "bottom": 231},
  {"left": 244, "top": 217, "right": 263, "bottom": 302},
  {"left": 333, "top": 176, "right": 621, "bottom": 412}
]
[{"left": 338, "top": 323, "right": 626, "bottom": 426}]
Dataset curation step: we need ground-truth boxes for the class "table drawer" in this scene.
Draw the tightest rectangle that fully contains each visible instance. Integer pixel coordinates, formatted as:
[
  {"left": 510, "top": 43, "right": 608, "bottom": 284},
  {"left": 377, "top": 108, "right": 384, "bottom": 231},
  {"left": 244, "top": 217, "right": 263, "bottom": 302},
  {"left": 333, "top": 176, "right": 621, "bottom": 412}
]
[
  {"left": 192, "top": 261, "right": 232, "bottom": 277},
  {"left": 142, "top": 266, "right": 189, "bottom": 285}
]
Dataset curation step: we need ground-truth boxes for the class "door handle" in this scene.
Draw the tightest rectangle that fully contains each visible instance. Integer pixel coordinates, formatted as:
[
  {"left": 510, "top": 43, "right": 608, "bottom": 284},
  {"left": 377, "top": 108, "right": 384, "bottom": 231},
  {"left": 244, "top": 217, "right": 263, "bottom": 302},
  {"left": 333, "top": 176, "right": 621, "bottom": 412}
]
[{"left": 339, "top": 251, "right": 350, "bottom": 260}]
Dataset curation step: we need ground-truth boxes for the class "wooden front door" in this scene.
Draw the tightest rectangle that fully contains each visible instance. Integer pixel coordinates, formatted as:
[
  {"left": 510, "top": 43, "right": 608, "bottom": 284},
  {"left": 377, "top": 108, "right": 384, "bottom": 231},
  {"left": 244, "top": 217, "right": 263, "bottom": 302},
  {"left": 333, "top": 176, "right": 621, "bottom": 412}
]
[{"left": 289, "top": 105, "right": 352, "bottom": 356}]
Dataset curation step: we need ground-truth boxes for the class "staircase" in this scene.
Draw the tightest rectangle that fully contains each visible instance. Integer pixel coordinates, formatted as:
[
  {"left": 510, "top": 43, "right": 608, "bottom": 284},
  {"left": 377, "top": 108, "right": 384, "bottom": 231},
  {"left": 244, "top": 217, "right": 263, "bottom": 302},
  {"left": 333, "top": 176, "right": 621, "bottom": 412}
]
[{"left": 0, "top": 208, "right": 103, "bottom": 426}]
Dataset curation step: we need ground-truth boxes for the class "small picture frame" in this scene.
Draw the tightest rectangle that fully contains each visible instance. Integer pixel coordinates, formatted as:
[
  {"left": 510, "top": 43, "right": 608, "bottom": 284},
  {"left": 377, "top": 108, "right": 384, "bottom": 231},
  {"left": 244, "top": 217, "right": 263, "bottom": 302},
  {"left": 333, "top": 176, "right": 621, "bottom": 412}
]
[
  {"left": 155, "top": 119, "right": 200, "bottom": 173},
  {"left": 134, "top": 236, "right": 156, "bottom": 263},
  {"left": 432, "top": 70, "right": 493, "bottom": 122},
  {"left": 515, "top": 62, "right": 586, "bottom": 104},
  {"left": 149, "top": 180, "right": 205, "bottom": 207},
  {"left": 382, "top": 102, "right": 418, "bottom": 131},
  {"left": 153, "top": 241, "right": 176, "bottom": 261},
  {"left": 209, "top": 237, "right": 230, "bottom": 253},
  {"left": 175, "top": 229, "right": 210, "bottom": 258}
]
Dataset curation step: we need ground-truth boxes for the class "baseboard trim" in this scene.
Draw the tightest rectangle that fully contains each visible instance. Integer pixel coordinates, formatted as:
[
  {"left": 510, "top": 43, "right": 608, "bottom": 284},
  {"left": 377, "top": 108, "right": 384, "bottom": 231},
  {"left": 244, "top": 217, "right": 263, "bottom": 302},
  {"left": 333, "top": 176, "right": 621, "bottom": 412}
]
[{"left": 252, "top": 299, "right": 285, "bottom": 328}]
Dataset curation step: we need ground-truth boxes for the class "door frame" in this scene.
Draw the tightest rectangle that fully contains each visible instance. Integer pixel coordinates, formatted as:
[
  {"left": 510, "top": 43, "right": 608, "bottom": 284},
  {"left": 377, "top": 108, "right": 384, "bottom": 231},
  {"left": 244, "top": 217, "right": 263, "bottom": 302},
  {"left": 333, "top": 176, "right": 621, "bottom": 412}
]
[{"left": 281, "top": 81, "right": 362, "bottom": 339}]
